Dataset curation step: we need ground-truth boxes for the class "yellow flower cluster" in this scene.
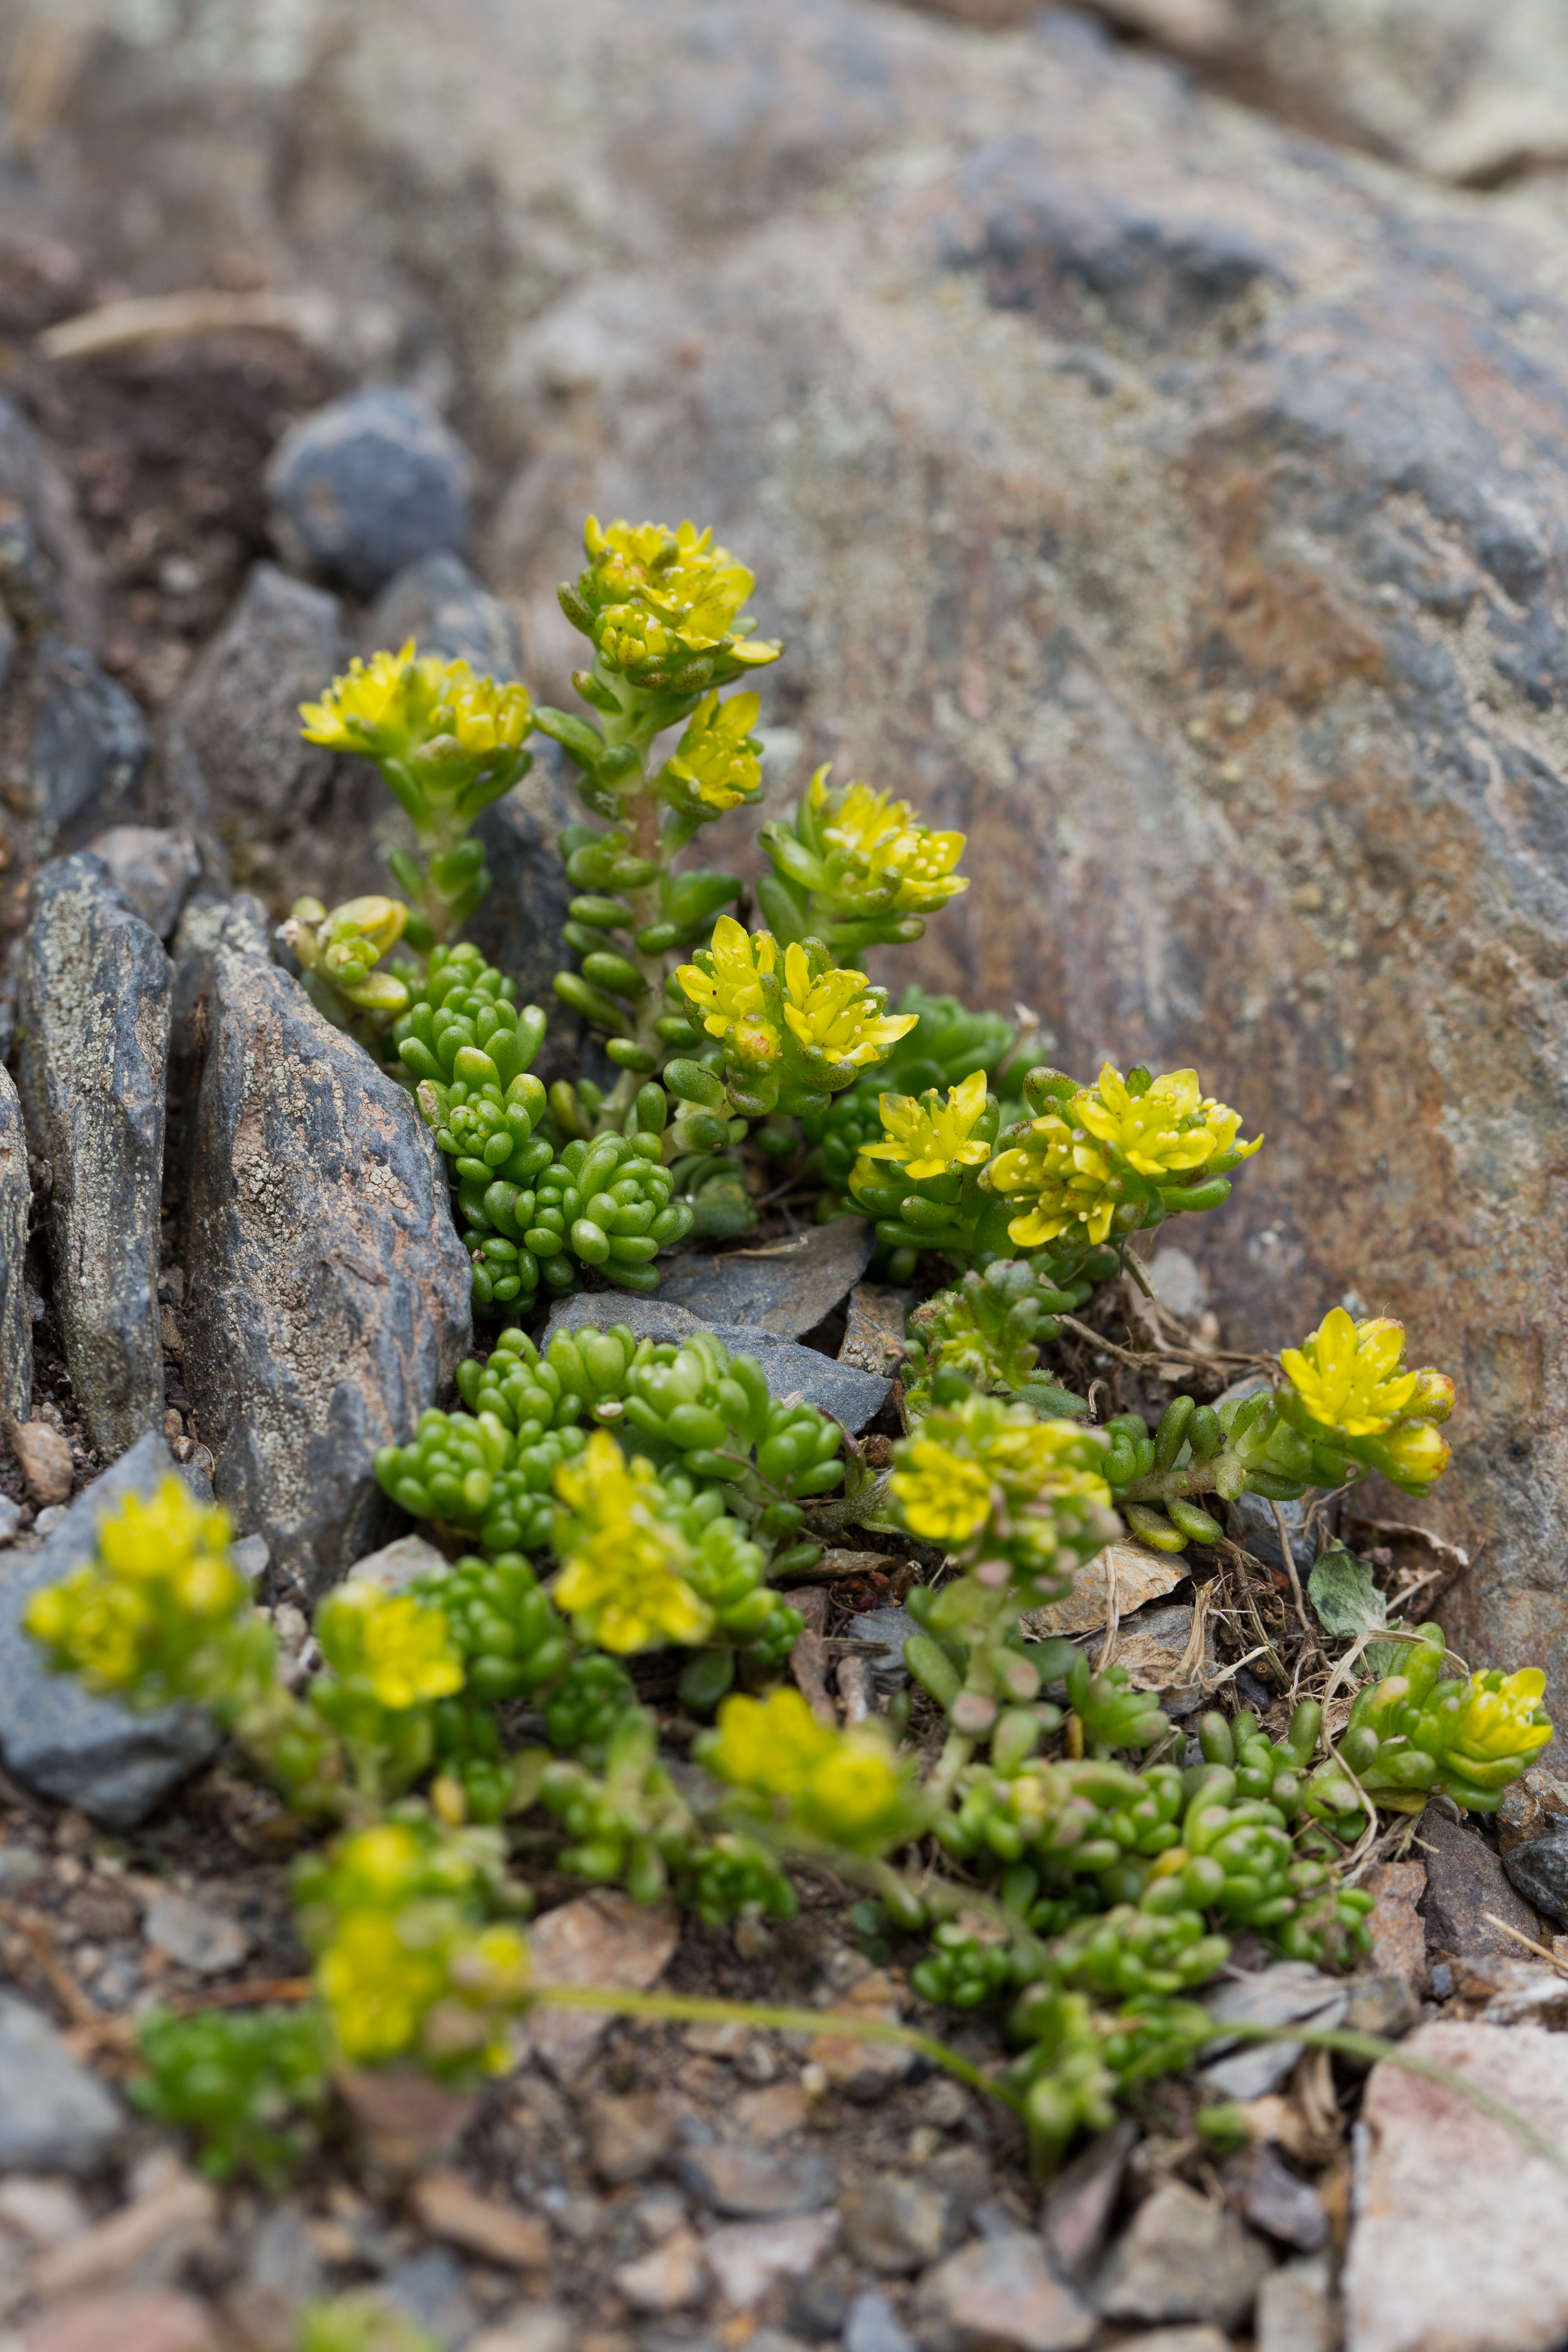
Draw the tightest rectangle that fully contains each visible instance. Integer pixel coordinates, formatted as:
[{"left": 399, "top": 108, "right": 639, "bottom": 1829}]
[
  {"left": 314, "top": 1583, "right": 464, "bottom": 1711},
  {"left": 781, "top": 955, "right": 914, "bottom": 1069},
  {"left": 816, "top": 774, "right": 969, "bottom": 914},
  {"left": 676, "top": 918, "right": 917, "bottom": 1079},
  {"left": 890, "top": 1397, "right": 1112, "bottom": 1557},
  {"left": 299, "top": 641, "right": 532, "bottom": 765},
  {"left": 663, "top": 689, "right": 763, "bottom": 812},
  {"left": 678, "top": 916, "right": 782, "bottom": 1070},
  {"left": 1446, "top": 1669, "right": 1553, "bottom": 1771},
  {"left": 582, "top": 517, "right": 781, "bottom": 674},
  {"left": 285, "top": 895, "right": 410, "bottom": 1017},
  {"left": 989, "top": 1065, "right": 1261, "bottom": 1248},
  {"left": 551, "top": 1431, "right": 713, "bottom": 1653},
  {"left": 852, "top": 1069, "right": 992, "bottom": 1188},
  {"left": 24, "top": 1478, "right": 248, "bottom": 1702},
  {"left": 703, "top": 1688, "right": 912, "bottom": 1853},
  {"left": 1280, "top": 1307, "right": 1454, "bottom": 1488}
]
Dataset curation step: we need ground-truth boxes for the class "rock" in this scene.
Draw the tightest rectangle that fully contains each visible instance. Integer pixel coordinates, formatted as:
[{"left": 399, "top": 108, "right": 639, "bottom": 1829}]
[
  {"left": 1148, "top": 1245, "right": 1208, "bottom": 1319},
  {"left": 11, "top": 1420, "right": 72, "bottom": 1507},
  {"left": 916, "top": 2226, "right": 1097, "bottom": 2351},
  {"left": 1039, "top": 2119, "right": 1138, "bottom": 2283},
  {"left": 838, "top": 1283, "right": 912, "bottom": 1380},
  {"left": 1362, "top": 1859, "right": 1428, "bottom": 1989},
  {"left": 0, "top": 2177, "right": 90, "bottom": 2246},
  {"left": 19, "top": 853, "right": 171, "bottom": 1457},
  {"left": 1025, "top": 1541, "right": 1189, "bottom": 1639},
  {"left": 335, "top": 2067, "right": 480, "bottom": 2183},
  {"left": 0, "top": 392, "right": 100, "bottom": 645},
  {"left": 21, "top": 2288, "right": 219, "bottom": 2352},
  {"left": 347, "top": 1533, "right": 451, "bottom": 1595},
  {"left": 231, "top": 1533, "right": 270, "bottom": 1586},
  {"left": 170, "top": 895, "right": 472, "bottom": 1594},
  {"left": 676, "top": 2141, "right": 837, "bottom": 2219},
  {"left": 222, "top": 2206, "right": 323, "bottom": 2352},
  {"left": 1420, "top": 1806, "right": 1544, "bottom": 1959},
  {"left": 805, "top": 1992, "right": 914, "bottom": 2101},
  {"left": 544, "top": 1297, "right": 892, "bottom": 1429},
  {"left": 1096, "top": 2180, "right": 1275, "bottom": 2329},
  {"left": 613, "top": 2227, "right": 707, "bottom": 2315},
  {"left": 588, "top": 2090, "right": 674, "bottom": 2185},
  {"left": 410, "top": 2171, "right": 551, "bottom": 2270},
  {"left": 1102, "top": 1600, "right": 1215, "bottom": 1715},
  {"left": 141, "top": 1889, "right": 249, "bottom": 1976},
  {"left": 466, "top": 766, "right": 590, "bottom": 1085},
  {"left": 517, "top": 1890, "right": 679, "bottom": 2082},
  {"left": 1439, "top": 1952, "right": 1568, "bottom": 2027},
  {"left": 32, "top": 2167, "right": 218, "bottom": 2300},
  {"left": 0, "top": 1845, "right": 46, "bottom": 1893},
  {"left": 0, "top": 1432, "right": 220, "bottom": 1824},
  {"left": 0, "top": 1993, "right": 123, "bottom": 2175},
  {"left": 702, "top": 2211, "right": 840, "bottom": 2310},
  {"left": 843, "top": 2289, "right": 916, "bottom": 2352},
  {"left": 377, "top": 2247, "right": 481, "bottom": 2349},
  {"left": 1502, "top": 1828, "right": 1568, "bottom": 1927},
  {"left": 466, "top": 2314, "right": 573, "bottom": 2352},
  {"left": 1225, "top": 2142, "right": 1329, "bottom": 2252},
  {"left": 1345, "top": 2020, "right": 1568, "bottom": 2352},
  {"left": 1342, "top": 1973, "right": 1420, "bottom": 2041},
  {"left": 657, "top": 1219, "right": 876, "bottom": 1336},
  {"left": 1103, "top": 2334, "right": 1230, "bottom": 2352},
  {"left": 85, "top": 829, "right": 202, "bottom": 943},
  {"left": 731, "top": 2079, "right": 808, "bottom": 2140},
  {"left": 30, "top": 638, "right": 149, "bottom": 851},
  {"left": 839, "top": 2174, "right": 966, "bottom": 2273},
  {"left": 267, "top": 387, "right": 473, "bottom": 598},
  {"left": 1198, "top": 1964, "right": 1349, "bottom": 2102},
  {"left": 848, "top": 1605, "right": 920, "bottom": 1692},
  {"left": 1226, "top": 1493, "right": 1314, "bottom": 1579},
  {"left": 0, "top": 1070, "right": 32, "bottom": 1426},
  {"left": 1255, "top": 2252, "right": 1334, "bottom": 2352},
  {"left": 370, "top": 549, "right": 522, "bottom": 676},
  {"left": 1497, "top": 1761, "right": 1568, "bottom": 1849}
]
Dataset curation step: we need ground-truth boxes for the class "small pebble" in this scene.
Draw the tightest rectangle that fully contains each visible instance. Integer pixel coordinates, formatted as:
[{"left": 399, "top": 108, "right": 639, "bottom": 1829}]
[
  {"left": 11, "top": 1420, "right": 73, "bottom": 1506},
  {"left": 33, "top": 1504, "right": 67, "bottom": 1537}
]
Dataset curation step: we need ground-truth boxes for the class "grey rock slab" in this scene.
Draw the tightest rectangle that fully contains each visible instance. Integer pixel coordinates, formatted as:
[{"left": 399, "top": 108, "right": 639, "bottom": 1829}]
[
  {"left": 839, "top": 2173, "right": 966, "bottom": 2273},
  {"left": 1419, "top": 1803, "right": 1544, "bottom": 1959},
  {"left": 1040, "top": 2118, "right": 1138, "bottom": 2283},
  {"left": 0, "top": 1992, "right": 123, "bottom": 2174},
  {"left": 657, "top": 1220, "right": 876, "bottom": 1337},
  {"left": 142, "top": 1888, "right": 249, "bottom": 1976},
  {"left": 85, "top": 826, "right": 202, "bottom": 941},
  {"left": 171, "top": 894, "right": 471, "bottom": 1595},
  {"left": 28, "top": 637, "right": 147, "bottom": 852},
  {"left": 543, "top": 1295, "right": 891, "bottom": 1428},
  {"left": 676, "top": 2140, "right": 837, "bottom": 2218},
  {"left": 1226, "top": 1490, "right": 1314, "bottom": 1576},
  {"left": 267, "top": 387, "right": 473, "bottom": 598},
  {"left": 0, "top": 1067, "right": 32, "bottom": 1424},
  {"left": 0, "top": 1430, "right": 220, "bottom": 1823},
  {"left": 369, "top": 548, "right": 522, "bottom": 676},
  {"left": 1345, "top": 2021, "right": 1568, "bottom": 2352},
  {"left": 1096, "top": 2180, "right": 1275, "bottom": 2330},
  {"left": 18, "top": 853, "right": 170, "bottom": 1457},
  {"left": 839, "top": 1281, "right": 912, "bottom": 1380},
  {"left": 1502, "top": 1826, "right": 1568, "bottom": 1925},
  {"left": 1198, "top": 1963, "right": 1348, "bottom": 2102},
  {"left": 844, "top": 2288, "right": 916, "bottom": 2352},
  {"left": 848, "top": 1605, "right": 919, "bottom": 1691},
  {"left": 165, "top": 559, "right": 343, "bottom": 838},
  {"left": 916, "top": 2226, "right": 1097, "bottom": 2351}
]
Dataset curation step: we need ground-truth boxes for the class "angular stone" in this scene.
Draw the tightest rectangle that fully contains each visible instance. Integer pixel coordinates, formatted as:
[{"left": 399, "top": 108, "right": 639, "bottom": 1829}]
[
  {"left": 613, "top": 2227, "right": 707, "bottom": 2315},
  {"left": 517, "top": 1890, "right": 679, "bottom": 2082},
  {"left": 22, "top": 2288, "right": 220, "bottom": 2352},
  {"left": 1255, "top": 2252, "right": 1334, "bottom": 2352},
  {"left": 170, "top": 895, "right": 471, "bottom": 1594},
  {"left": 544, "top": 1296, "right": 891, "bottom": 1429},
  {"left": 0, "top": 393, "right": 100, "bottom": 646},
  {"left": 1040, "top": 2119, "right": 1138, "bottom": 2282},
  {"left": 1227, "top": 1492, "right": 1314, "bottom": 1578},
  {"left": 410, "top": 2170, "right": 551, "bottom": 2270},
  {"left": 1346, "top": 2021, "right": 1568, "bottom": 2352},
  {"left": 676, "top": 2140, "right": 837, "bottom": 2219},
  {"left": 1362, "top": 1859, "right": 1428, "bottom": 1988},
  {"left": 1096, "top": 2180, "right": 1275, "bottom": 2329},
  {"left": 346, "top": 1533, "right": 450, "bottom": 1595},
  {"left": 32, "top": 2169, "right": 219, "bottom": 2302},
  {"left": 1102, "top": 1600, "right": 1215, "bottom": 1716},
  {"left": 1420, "top": 1805, "right": 1543, "bottom": 1960},
  {"left": 1502, "top": 1828, "right": 1568, "bottom": 1927},
  {"left": 1104, "top": 2334, "right": 1230, "bottom": 2352},
  {"left": 267, "top": 387, "right": 473, "bottom": 598},
  {"left": 141, "top": 1889, "right": 249, "bottom": 1976},
  {"left": 588, "top": 2090, "right": 673, "bottom": 2185},
  {"left": 838, "top": 1282, "right": 911, "bottom": 1380},
  {"left": 19, "top": 853, "right": 170, "bottom": 1457},
  {"left": 1225, "top": 2141, "right": 1329, "bottom": 2252},
  {"left": 703, "top": 2211, "right": 840, "bottom": 2311},
  {"left": 11, "top": 1417, "right": 70, "bottom": 1507},
  {"left": 30, "top": 638, "right": 149, "bottom": 852},
  {"left": 916, "top": 2227, "right": 1097, "bottom": 2351},
  {"left": 377, "top": 2247, "right": 481, "bottom": 2349},
  {"left": 0, "top": 1993, "right": 123, "bottom": 2174},
  {"left": 1198, "top": 1964, "right": 1348, "bottom": 2102},
  {"left": 843, "top": 2289, "right": 916, "bottom": 2352},
  {"left": 1342, "top": 1974, "right": 1420, "bottom": 2041},
  {"left": 370, "top": 549, "right": 522, "bottom": 676},
  {"left": 848, "top": 1605, "right": 919, "bottom": 1691},
  {"left": 85, "top": 828, "right": 203, "bottom": 943},
  {"left": 0, "top": 1068, "right": 32, "bottom": 1425},
  {"left": 1025, "top": 1541, "right": 1189, "bottom": 1639},
  {"left": 840, "top": 2174, "right": 965, "bottom": 2273},
  {"left": 222, "top": 2205, "right": 323, "bottom": 2352},
  {"left": 657, "top": 1220, "right": 876, "bottom": 1337},
  {"left": 467, "top": 765, "right": 595, "bottom": 1087},
  {"left": 0, "top": 1432, "right": 220, "bottom": 1823},
  {"left": 0, "top": 2177, "right": 90, "bottom": 2246}
]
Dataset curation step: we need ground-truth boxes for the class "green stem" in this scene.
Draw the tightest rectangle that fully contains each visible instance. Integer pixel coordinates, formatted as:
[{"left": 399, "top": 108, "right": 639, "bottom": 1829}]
[{"left": 596, "top": 672, "right": 673, "bottom": 1126}]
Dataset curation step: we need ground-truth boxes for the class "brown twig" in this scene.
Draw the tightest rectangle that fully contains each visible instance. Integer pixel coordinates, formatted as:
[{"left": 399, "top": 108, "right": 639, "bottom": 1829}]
[{"left": 0, "top": 1898, "right": 101, "bottom": 2029}]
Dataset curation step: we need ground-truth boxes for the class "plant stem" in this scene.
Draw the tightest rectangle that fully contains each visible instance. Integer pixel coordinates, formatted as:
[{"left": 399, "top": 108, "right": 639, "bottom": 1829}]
[{"left": 597, "top": 672, "right": 673, "bottom": 1125}]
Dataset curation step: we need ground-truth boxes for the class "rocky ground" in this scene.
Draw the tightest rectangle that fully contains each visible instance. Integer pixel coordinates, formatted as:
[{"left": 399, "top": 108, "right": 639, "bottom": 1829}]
[{"left": 2, "top": 0, "right": 1568, "bottom": 2348}]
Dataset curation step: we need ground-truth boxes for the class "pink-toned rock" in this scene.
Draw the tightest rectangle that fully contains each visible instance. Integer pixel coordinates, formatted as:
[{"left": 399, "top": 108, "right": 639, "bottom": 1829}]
[
  {"left": 1363, "top": 1860, "right": 1427, "bottom": 1989},
  {"left": 516, "top": 1891, "right": 678, "bottom": 2083},
  {"left": 31, "top": 2171, "right": 217, "bottom": 2303},
  {"left": 702, "top": 2210, "right": 840, "bottom": 2309},
  {"left": 411, "top": 2170, "right": 551, "bottom": 2269},
  {"left": 1346, "top": 2021, "right": 1568, "bottom": 2352},
  {"left": 24, "top": 2287, "right": 218, "bottom": 2352},
  {"left": 11, "top": 1421, "right": 72, "bottom": 1508},
  {"left": 612, "top": 2226, "right": 707, "bottom": 2315}
]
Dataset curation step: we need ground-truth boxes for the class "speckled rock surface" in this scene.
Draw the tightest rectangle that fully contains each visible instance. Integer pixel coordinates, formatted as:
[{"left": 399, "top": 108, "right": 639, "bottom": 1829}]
[{"left": 0, "top": 1064, "right": 32, "bottom": 1425}]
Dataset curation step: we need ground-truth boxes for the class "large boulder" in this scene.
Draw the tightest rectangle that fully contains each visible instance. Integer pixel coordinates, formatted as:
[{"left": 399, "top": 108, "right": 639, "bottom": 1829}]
[{"left": 170, "top": 895, "right": 472, "bottom": 1594}]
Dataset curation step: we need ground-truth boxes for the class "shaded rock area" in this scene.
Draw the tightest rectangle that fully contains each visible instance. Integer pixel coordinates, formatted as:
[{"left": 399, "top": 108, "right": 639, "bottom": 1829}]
[
  {"left": 544, "top": 1293, "right": 893, "bottom": 1428},
  {"left": 0, "top": 1430, "right": 219, "bottom": 1824},
  {"left": 369, "top": 549, "right": 523, "bottom": 677},
  {"left": 0, "top": 1065, "right": 32, "bottom": 1425},
  {"left": 658, "top": 1218, "right": 876, "bottom": 1335},
  {"left": 28, "top": 637, "right": 147, "bottom": 854},
  {"left": 0, "top": 1993, "right": 122, "bottom": 2176},
  {"left": 266, "top": 386, "right": 473, "bottom": 599},
  {"left": 171, "top": 893, "right": 472, "bottom": 1594},
  {"left": 17, "top": 853, "right": 169, "bottom": 1460}
]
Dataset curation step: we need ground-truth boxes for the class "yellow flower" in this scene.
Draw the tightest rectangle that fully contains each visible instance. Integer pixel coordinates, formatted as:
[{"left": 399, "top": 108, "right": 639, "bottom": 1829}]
[
  {"left": 779, "top": 944, "right": 916, "bottom": 1070},
  {"left": 551, "top": 1431, "right": 715, "bottom": 1653},
  {"left": 1280, "top": 1308, "right": 1420, "bottom": 1437},
  {"left": 853, "top": 1069, "right": 991, "bottom": 1184},
  {"left": 988, "top": 1063, "right": 1260, "bottom": 1250},
  {"left": 1375, "top": 1417, "right": 1451, "bottom": 1487},
  {"left": 581, "top": 517, "right": 781, "bottom": 671},
  {"left": 24, "top": 1478, "right": 247, "bottom": 1697},
  {"left": 817, "top": 774, "right": 969, "bottom": 912},
  {"left": 988, "top": 1114, "right": 1118, "bottom": 1248},
  {"left": 1076, "top": 1064, "right": 1257, "bottom": 1179},
  {"left": 441, "top": 669, "right": 531, "bottom": 756},
  {"left": 889, "top": 1442, "right": 993, "bottom": 1543},
  {"left": 299, "top": 643, "right": 531, "bottom": 767},
  {"left": 1445, "top": 1669, "right": 1553, "bottom": 1769},
  {"left": 664, "top": 689, "right": 763, "bottom": 812},
  {"left": 318, "top": 1909, "right": 447, "bottom": 2066},
  {"left": 676, "top": 915, "right": 783, "bottom": 1071},
  {"left": 314, "top": 1584, "right": 464, "bottom": 1709},
  {"left": 704, "top": 1688, "right": 910, "bottom": 1851},
  {"left": 300, "top": 641, "right": 424, "bottom": 749}
]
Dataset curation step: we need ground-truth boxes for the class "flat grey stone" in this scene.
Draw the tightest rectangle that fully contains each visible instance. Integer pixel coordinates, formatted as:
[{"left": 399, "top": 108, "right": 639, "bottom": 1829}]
[
  {"left": 1421, "top": 1804, "right": 1544, "bottom": 1958},
  {"left": 348, "top": 1533, "right": 449, "bottom": 1594},
  {"left": 164, "top": 559, "right": 344, "bottom": 840},
  {"left": 0, "top": 1069, "right": 32, "bottom": 1425},
  {"left": 845, "top": 2288, "right": 917, "bottom": 2352},
  {"left": 544, "top": 1297, "right": 890, "bottom": 1430},
  {"left": 85, "top": 825, "right": 202, "bottom": 941},
  {"left": 1096, "top": 2180, "right": 1274, "bottom": 2330},
  {"left": 171, "top": 895, "right": 472, "bottom": 1594},
  {"left": 848, "top": 1606, "right": 919, "bottom": 1691},
  {"left": 677, "top": 2141, "right": 838, "bottom": 2218},
  {"left": 1199, "top": 1963, "right": 1348, "bottom": 2102},
  {"left": 0, "top": 1992, "right": 123, "bottom": 2174},
  {"left": 267, "top": 387, "right": 473, "bottom": 598},
  {"left": 1226, "top": 1489, "right": 1314, "bottom": 1576},
  {"left": 0, "top": 1431, "right": 219, "bottom": 1823},
  {"left": 29, "top": 636, "right": 148, "bottom": 851},
  {"left": 369, "top": 548, "right": 522, "bottom": 676},
  {"left": 657, "top": 1220, "right": 876, "bottom": 1337},
  {"left": 916, "top": 2225, "right": 1097, "bottom": 2350},
  {"left": 18, "top": 853, "right": 170, "bottom": 1457}
]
